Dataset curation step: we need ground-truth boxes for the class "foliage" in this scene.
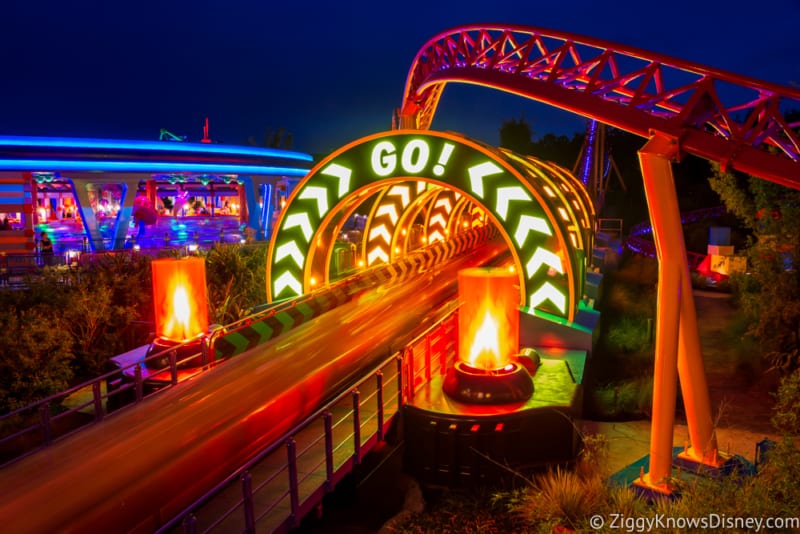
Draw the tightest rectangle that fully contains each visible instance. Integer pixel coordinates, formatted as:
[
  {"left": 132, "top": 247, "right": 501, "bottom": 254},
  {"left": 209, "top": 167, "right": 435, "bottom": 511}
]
[
  {"left": 23, "top": 254, "right": 153, "bottom": 381},
  {"left": 709, "top": 162, "right": 800, "bottom": 374},
  {"left": 202, "top": 243, "right": 268, "bottom": 325},
  {"left": 0, "top": 305, "right": 74, "bottom": 410},
  {"left": 588, "top": 376, "right": 654, "bottom": 420},
  {"left": 606, "top": 316, "right": 653, "bottom": 354},
  {"left": 390, "top": 488, "right": 526, "bottom": 533},
  {"left": 772, "top": 367, "right": 800, "bottom": 435},
  {"left": 397, "top": 367, "right": 800, "bottom": 531},
  {"left": 499, "top": 115, "right": 535, "bottom": 155}
]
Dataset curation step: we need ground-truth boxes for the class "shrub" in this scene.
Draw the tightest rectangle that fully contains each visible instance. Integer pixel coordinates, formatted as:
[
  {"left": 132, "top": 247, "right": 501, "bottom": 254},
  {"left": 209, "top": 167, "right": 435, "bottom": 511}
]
[
  {"left": 0, "top": 306, "right": 74, "bottom": 411},
  {"left": 606, "top": 316, "right": 653, "bottom": 354},
  {"left": 203, "top": 243, "right": 267, "bottom": 325}
]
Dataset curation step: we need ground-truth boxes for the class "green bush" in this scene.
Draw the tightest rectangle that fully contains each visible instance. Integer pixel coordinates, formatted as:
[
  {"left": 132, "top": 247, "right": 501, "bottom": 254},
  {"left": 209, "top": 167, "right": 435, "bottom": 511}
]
[
  {"left": 203, "top": 243, "right": 268, "bottom": 325},
  {"left": 586, "top": 376, "right": 653, "bottom": 420},
  {"left": 0, "top": 305, "right": 74, "bottom": 410},
  {"left": 606, "top": 316, "right": 653, "bottom": 354}
]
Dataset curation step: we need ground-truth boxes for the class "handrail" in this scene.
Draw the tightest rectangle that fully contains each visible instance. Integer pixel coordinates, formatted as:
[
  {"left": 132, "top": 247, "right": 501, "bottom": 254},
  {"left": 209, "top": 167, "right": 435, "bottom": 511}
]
[
  {"left": 0, "top": 233, "right": 484, "bottom": 466},
  {"left": 160, "top": 304, "right": 460, "bottom": 533},
  {"left": 0, "top": 334, "right": 216, "bottom": 467}
]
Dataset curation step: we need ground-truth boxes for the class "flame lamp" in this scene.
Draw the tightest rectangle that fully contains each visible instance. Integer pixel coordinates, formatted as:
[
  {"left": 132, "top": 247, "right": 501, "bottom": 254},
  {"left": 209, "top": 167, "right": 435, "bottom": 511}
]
[
  {"left": 148, "top": 257, "right": 209, "bottom": 367},
  {"left": 443, "top": 267, "right": 534, "bottom": 404}
]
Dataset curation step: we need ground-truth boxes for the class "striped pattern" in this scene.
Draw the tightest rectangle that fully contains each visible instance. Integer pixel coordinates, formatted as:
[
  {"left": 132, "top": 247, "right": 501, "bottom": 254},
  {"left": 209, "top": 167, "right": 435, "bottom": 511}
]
[
  {"left": 214, "top": 225, "right": 496, "bottom": 360},
  {"left": 0, "top": 174, "right": 34, "bottom": 252}
]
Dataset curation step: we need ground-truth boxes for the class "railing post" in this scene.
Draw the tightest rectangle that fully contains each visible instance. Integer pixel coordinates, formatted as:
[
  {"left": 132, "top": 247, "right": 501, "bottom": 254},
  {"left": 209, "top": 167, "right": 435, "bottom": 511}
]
[
  {"left": 352, "top": 389, "right": 361, "bottom": 466},
  {"left": 182, "top": 513, "right": 197, "bottom": 534},
  {"left": 324, "top": 411, "right": 334, "bottom": 492},
  {"left": 396, "top": 354, "right": 405, "bottom": 406},
  {"left": 406, "top": 347, "right": 415, "bottom": 402},
  {"left": 39, "top": 403, "right": 52, "bottom": 446},
  {"left": 169, "top": 349, "right": 178, "bottom": 386},
  {"left": 376, "top": 371, "right": 384, "bottom": 442},
  {"left": 92, "top": 381, "right": 104, "bottom": 423},
  {"left": 241, "top": 471, "right": 255, "bottom": 534},
  {"left": 424, "top": 333, "right": 432, "bottom": 383},
  {"left": 287, "top": 438, "right": 300, "bottom": 527},
  {"left": 201, "top": 335, "right": 210, "bottom": 368},
  {"left": 134, "top": 364, "right": 144, "bottom": 403}
]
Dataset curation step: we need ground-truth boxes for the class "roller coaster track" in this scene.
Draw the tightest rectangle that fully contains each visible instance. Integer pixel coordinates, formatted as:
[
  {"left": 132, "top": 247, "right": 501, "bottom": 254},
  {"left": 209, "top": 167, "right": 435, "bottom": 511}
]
[
  {"left": 399, "top": 24, "right": 800, "bottom": 190},
  {"left": 625, "top": 205, "right": 728, "bottom": 270}
]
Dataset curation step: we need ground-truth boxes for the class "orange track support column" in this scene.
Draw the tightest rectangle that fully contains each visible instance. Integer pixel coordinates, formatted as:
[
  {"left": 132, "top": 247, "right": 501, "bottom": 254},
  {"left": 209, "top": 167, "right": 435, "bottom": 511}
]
[{"left": 636, "top": 132, "right": 718, "bottom": 492}]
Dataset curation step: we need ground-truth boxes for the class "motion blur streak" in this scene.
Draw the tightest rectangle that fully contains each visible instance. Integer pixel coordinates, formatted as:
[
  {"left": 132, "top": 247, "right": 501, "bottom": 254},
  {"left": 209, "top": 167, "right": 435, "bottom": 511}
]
[{"left": 0, "top": 238, "right": 508, "bottom": 534}]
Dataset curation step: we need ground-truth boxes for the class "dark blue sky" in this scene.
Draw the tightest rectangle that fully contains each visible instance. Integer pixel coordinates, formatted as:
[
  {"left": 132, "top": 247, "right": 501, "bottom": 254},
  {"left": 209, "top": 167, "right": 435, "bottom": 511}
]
[{"left": 3, "top": 1, "right": 798, "bottom": 155}]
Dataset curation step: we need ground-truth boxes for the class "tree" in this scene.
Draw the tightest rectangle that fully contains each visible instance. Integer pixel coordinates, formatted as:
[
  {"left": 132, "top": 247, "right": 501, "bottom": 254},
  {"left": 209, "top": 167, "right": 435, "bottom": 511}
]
[
  {"left": 709, "top": 162, "right": 800, "bottom": 373},
  {"left": 0, "top": 305, "right": 74, "bottom": 411},
  {"left": 499, "top": 115, "right": 535, "bottom": 154}
]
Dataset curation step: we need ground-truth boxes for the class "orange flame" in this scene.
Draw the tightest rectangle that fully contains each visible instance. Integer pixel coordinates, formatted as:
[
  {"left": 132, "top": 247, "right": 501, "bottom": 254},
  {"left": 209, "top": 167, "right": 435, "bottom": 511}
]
[
  {"left": 459, "top": 268, "right": 519, "bottom": 371},
  {"left": 469, "top": 308, "right": 501, "bottom": 368},
  {"left": 152, "top": 257, "right": 209, "bottom": 341}
]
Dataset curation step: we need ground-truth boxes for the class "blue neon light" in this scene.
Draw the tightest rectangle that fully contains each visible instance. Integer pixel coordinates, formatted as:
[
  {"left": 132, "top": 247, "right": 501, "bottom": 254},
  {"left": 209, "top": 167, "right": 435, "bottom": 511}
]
[
  {"left": 0, "top": 135, "right": 314, "bottom": 162},
  {"left": 0, "top": 159, "right": 309, "bottom": 177},
  {"left": 260, "top": 183, "right": 273, "bottom": 236}
]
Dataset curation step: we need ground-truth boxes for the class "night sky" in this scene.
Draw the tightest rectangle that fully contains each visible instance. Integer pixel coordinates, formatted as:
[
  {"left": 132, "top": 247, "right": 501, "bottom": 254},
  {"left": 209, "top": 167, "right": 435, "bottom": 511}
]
[{"left": 3, "top": 1, "right": 798, "bottom": 155}]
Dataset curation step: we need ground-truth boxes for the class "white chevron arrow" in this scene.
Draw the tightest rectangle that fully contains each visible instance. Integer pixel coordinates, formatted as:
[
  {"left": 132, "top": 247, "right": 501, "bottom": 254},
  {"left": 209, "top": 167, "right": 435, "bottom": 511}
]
[
  {"left": 367, "top": 246, "right": 390, "bottom": 265},
  {"left": 273, "top": 271, "right": 303, "bottom": 297},
  {"left": 388, "top": 184, "right": 410, "bottom": 206},
  {"left": 283, "top": 212, "right": 313, "bottom": 241},
  {"left": 429, "top": 213, "right": 447, "bottom": 229},
  {"left": 298, "top": 186, "right": 328, "bottom": 217},
  {"left": 375, "top": 204, "right": 399, "bottom": 222},
  {"left": 274, "top": 241, "right": 305, "bottom": 267},
  {"left": 529, "top": 282, "right": 567, "bottom": 314},
  {"left": 526, "top": 247, "right": 563, "bottom": 278},
  {"left": 320, "top": 162, "right": 351, "bottom": 197},
  {"left": 514, "top": 214, "right": 552, "bottom": 247},
  {"left": 468, "top": 161, "right": 503, "bottom": 198},
  {"left": 428, "top": 230, "right": 445, "bottom": 243},
  {"left": 368, "top": 224, "right": 392, "bottom": 243},
  {"left": 434, "top": 197, "right": 452, "bottom": 211},
  {"left": 496, "top": 186, "right": 530, "bottom": 220}
]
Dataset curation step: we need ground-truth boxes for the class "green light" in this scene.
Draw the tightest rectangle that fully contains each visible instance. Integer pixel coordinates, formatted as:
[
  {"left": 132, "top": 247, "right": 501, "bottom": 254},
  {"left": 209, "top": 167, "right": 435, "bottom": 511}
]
[
  {"left": 400, "top": 139, "right": 430, "bottom": 173},
  {"left": 530, "top": 282, "right": 567, "bottom": 314},
  {"left": 275, "top": 241, "right": 304, "bottom": 267},
  {"left": 514, "top": 215, "right": 551, "bottom": 247},
  {"left": 371, "top": 141, "right": 397, "bottom": 177},
  {"left": 467, "top": 161, "right": 503, "bottom": 198},
  {"left": 526, "top": 247, "right": 563, "bottom": 277},
  {"left": 299, "top": 186, "right": 329, "bottom": 216},
  {"left": 495, "top": 186, "right": 531, "bottom": 220},
  {"left": 283, "top": 212, "right": 313, "bottom": 240},
  {"left": 320, "top": 162, "right": 352, "bottom": 197},
  {"left": 274, "top": 271, "right": 303, "bottom": 297}
]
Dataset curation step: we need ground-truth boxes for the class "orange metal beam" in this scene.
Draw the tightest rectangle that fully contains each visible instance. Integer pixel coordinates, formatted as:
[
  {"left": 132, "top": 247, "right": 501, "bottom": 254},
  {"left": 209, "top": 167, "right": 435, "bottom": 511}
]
[{"left": 636, "top": 132, "right": 719, "bottom": 493}]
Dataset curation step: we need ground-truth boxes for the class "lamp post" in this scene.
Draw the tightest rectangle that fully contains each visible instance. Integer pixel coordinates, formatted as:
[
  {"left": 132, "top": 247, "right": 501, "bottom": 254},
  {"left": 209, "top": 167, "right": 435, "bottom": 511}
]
[
  {"left": 443, "top": 267, "right": 534, "bottom": 404},
  {"left": 148, "top": 257, "right": 209, "bottom": 368}
]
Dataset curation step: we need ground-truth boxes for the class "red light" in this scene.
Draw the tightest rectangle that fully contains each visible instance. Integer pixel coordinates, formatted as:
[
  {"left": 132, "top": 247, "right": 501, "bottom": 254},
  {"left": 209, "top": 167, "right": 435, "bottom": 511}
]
[
  {"left": 458, "top": 268, "right": 519, "bottom": 371},
  {"left": 151, "top": 257, "right": 209, "bottom": 342}
]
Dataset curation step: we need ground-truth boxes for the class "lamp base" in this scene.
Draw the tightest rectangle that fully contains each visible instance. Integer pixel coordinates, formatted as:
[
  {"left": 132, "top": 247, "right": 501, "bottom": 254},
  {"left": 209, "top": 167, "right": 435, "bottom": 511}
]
[
  {"left": 443, "top": 360, "right": 534, "bottom": 404},
  {"left": 146, "top": 336, "right": 205, "bottom": 370}
]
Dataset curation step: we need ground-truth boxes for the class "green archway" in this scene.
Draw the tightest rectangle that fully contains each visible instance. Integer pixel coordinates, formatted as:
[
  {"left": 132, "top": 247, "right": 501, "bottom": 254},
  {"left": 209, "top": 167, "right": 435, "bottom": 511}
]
[{"left": 267, "top": 130, "right": 592, "bottom": 321}]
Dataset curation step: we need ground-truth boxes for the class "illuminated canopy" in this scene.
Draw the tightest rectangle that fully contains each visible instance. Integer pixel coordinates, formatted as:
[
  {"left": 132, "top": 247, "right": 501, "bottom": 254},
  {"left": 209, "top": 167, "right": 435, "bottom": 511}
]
[{"left": 267, "top": 130, "right": 593, "bottom": 321}]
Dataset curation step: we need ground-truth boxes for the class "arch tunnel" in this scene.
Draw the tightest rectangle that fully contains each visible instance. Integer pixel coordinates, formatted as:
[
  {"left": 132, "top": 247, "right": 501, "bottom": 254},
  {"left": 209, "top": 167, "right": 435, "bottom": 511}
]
[{"left": 267, "top": 130, "right": 595, "bottom": 323}]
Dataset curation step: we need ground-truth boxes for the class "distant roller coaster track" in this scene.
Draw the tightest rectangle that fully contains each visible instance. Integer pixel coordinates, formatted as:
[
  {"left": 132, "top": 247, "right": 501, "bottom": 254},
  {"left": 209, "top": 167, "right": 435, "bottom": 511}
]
[{"left": 398, "top": 24, "right": 800, "bottom": 190}]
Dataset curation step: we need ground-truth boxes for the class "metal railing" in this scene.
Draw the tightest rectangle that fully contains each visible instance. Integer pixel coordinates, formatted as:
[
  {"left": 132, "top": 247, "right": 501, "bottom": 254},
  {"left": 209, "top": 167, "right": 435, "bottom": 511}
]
[
  {"left": 0, "top": 236, "right": 476, "bottom": 467},
  {"left": 0, "top": 334, "right": 220, "bottom": 467},
  {"left": 160, "top": 307, "right": 460, "bottom": 533}
]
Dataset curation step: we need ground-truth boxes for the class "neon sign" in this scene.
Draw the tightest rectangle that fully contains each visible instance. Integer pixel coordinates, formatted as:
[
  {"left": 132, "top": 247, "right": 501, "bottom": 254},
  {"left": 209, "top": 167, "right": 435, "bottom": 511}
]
[{"left": 267, "top": 130, "right": 589, "bottom": 321}]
